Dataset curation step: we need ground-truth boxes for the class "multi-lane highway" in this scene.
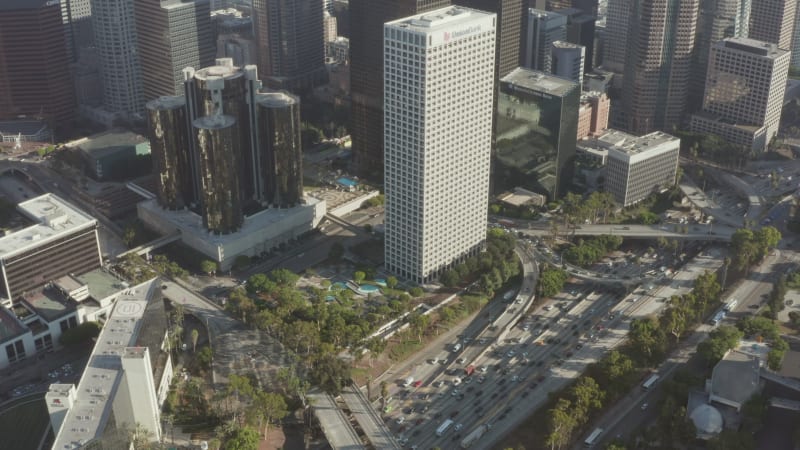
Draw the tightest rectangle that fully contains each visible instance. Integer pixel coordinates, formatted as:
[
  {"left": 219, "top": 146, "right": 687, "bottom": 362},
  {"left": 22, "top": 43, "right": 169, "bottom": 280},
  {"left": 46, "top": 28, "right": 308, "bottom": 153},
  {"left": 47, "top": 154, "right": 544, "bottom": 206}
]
[{"left": 520, "top": 223, "right": 735, "bottom": 241}]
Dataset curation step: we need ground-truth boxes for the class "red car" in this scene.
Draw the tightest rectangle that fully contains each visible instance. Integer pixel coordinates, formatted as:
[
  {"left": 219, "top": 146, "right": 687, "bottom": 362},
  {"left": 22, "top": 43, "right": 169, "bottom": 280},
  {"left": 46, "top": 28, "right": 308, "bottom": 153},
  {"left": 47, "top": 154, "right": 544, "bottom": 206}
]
[{"left": 413, "top": 380, "right": 423, "bottom": 388}]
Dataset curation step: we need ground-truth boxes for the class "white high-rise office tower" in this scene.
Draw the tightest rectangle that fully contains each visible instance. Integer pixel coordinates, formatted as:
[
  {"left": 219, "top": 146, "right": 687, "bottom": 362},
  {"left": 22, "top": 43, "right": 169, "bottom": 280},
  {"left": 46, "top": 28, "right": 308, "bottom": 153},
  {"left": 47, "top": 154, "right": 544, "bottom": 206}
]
[
  {"left": 384, "top": 6, "right": 496, "bottom": 284},
  {"left": 90, "top": 0, "right": 143, "bottom": 116},
  {"left": 691, "top": 38, "right": 790, "bottom": 152},
  {"left": 524, "top": 9, "right": 567, "bottom": 72}
]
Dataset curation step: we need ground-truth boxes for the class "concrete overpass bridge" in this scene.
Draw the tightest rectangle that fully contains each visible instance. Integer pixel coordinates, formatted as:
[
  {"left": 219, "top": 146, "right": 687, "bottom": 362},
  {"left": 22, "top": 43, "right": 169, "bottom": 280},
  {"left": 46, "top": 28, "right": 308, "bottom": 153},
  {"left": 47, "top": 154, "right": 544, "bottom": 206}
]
[{"left": 520, "top": 223, "right": 735, "bottom": 242}]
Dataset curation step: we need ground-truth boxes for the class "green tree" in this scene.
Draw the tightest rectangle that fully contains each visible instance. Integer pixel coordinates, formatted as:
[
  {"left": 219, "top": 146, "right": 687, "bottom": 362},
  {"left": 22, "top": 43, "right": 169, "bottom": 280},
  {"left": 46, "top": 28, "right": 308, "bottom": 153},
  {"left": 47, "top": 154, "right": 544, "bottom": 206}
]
[
  {"left": 697, "top": 325, "right": 743, "bottom": 365},
  {"left": 309, "top": 354, "right": 351, "bottom": 395},
  {"left": 191, "top": 329, "right": 199, "bottom": 352},
  {"left": 353, "top": 271, "right": 366, "bottom": 285},
  {"left": 223, "top": 425, "right": 260, "bottom": 450},
  {"left": 201, "top": 259, "right": 217, "bottom": 276},
  {"left": 386, "top": 276, "right": 398, "bottom": 290},
  {"left": 629, "top": 317, "right": 666, "bottom": 364},
  {"left": 409, "top": 287, "right": 423, "bottom": 297},
  {"left": 123, "top": 226, "right": 136, "bottom": 248},
  {"left": 251, "top": 391, "right": 288, "bottom": 439},
  {"left": 569, "top": 376, "right": 605, "bottom": 423},
  {"left": 545, "top": 398, "right": 577, "bottom": 450},
  {"left": 197, "top": 346, "right": 213, "bottom": 369},
  {"left": 268, "top": 268, "right": 299, "bottom": 286},
  {"left": 537, "top": 265, "right": 568, "bottom": 297}
]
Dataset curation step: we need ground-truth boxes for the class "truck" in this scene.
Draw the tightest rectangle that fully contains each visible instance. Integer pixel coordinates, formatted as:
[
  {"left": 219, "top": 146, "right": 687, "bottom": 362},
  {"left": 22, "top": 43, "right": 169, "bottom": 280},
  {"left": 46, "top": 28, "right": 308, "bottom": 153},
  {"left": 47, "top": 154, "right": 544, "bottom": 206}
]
[
  {"left": 498, "top": 218, "right": 515, "bottom": 227},
  {"left": 709, "top": 309, "right": 726, "bottom": 326},
  {"left": 436, "top": 419, "right": 454, "bottom": 437},
  {"left": 460, "top": 423, "right": 491, "bottom": 448},
  {"left": 465, "top": 365, "right": 476, "bottom": 377},
  {"left": 724, "top": 298, "right": 738, "bottom": 312},
  {"left": 403, "top": 376, "right": 414, "bottom": 387},
  {"left": 584, "top": 428, "right": 603, "bottom": 447}
]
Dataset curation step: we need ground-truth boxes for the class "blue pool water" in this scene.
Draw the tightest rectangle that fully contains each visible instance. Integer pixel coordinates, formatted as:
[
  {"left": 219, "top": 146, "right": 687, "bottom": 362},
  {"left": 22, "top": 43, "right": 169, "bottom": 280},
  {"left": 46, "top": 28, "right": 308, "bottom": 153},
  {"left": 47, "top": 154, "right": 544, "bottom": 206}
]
[
  {"left": 337, "top": 177, "right": 358, "bottom": 187},
  {"left": 359, "top": 284, "right": 380, "bottom": 293}
]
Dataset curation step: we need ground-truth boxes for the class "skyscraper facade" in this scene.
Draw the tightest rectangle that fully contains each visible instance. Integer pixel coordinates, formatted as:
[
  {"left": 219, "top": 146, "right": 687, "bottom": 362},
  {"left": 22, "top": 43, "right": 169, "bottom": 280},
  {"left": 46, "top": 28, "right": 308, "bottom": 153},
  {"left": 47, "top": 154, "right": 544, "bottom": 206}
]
[
  {"left": 91, "top": 0, "right": 143, "bottom": 116},
  {"left": 0, "top": 0, "right": 76, "bottom": 125},
  {"left": 619, "top": 0, "right": 699, "bottom": 135},
  {"left": 690, "top": 0, "right": 750, "bottom": 113},
  {"left": 252, "top": 0, "right": 327, "bottom": 92},
  {"left": 453, "top": 0, "right": 524, "bottom": 78},
  {"left": 555, "top": 7, "right": 595, "bottom": 72},
  {"left": 349, "top": 0, "right": 451, "bottom": 179},
  {"left": 602, "top": 0, "right": 632, "bottom": 73},
  {"left": 793, "top": 10, "right": 800, "bottom": 69},
  {"left": 146, "top": 59, "right": 304, "bottom": 234},
  {"left": 551, "top": 40, "right": 585, "bottom": 84},
  {"left": 495, "top": 68, "right": 580, "bottom": 199},
  {"left": 524, "top": 9, "right": 567, "bottom": 72},
  {"left": 136, "top": 0, "right": 215, "bottom": 102},
  {"left": 749, "top": 0, "right": 796, "bottom": 50},
  {"left": 384, "top": 7, "right": 496, "bottom": 283},
  {"left": 691, "top": 38, "right": 790, "bottom": 152},
  {"left": 61, "top": 0, "right": 94, "bottom": 61}
]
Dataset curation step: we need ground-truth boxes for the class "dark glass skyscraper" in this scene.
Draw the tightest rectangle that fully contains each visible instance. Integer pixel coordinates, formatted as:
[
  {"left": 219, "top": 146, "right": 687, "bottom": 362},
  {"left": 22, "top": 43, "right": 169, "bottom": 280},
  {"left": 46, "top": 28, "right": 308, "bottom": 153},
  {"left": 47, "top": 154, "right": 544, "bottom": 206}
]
[
  {"left": 253, "top": 0, "right": 327, "bottom": 92},
  {"left": 145, "top": 58, "right": 304, "bottom": 234},
  {"left": 496, "top": 68, "right": 579, "bottom": 199},
  {"left": 256, "top": 93, "right": 303, "bottom": 207},
  {"left": 349, "top": 0, "right": 451, "bottom": 179},
  {"left": 453, "top": 0, "right": 524, "bottom": 78}
]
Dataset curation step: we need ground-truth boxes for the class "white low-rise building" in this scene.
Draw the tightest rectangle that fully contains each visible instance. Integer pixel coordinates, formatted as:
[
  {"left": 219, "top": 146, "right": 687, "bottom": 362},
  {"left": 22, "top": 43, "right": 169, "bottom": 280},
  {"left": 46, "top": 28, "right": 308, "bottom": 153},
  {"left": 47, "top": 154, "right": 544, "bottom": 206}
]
[{"left": 604, "top": 130, "right": 680, "bottom": 207}]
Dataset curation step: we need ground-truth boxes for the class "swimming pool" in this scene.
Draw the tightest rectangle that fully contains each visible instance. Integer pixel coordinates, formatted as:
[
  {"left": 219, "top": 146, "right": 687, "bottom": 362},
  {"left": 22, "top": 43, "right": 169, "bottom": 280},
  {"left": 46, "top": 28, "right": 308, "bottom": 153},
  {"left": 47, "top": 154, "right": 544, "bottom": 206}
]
[
  {"left": 359, "top": 284, "right": 380, "bottom": 293},
  {"left": 337, "top": 177, "right": 358, "bottom": 187}
]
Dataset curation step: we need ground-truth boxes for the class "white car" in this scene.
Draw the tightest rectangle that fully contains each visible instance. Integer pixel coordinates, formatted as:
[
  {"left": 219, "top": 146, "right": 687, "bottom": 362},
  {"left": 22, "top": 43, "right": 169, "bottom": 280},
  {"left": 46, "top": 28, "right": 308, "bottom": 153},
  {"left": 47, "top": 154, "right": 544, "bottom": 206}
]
[
  {"left": 479, "top": 365, "right": 488, "bottom": 373},
  {"left": 396, "top": 417, "right": 405, "bottom": 424},
  {"left": 455, "top": 423, "right": 464, "bottom": 431},
  {"left": 511, "top": 375, "right": 519, "bottom": 382},
  {"left": 507, "top": 350, "right": 516, "bottom": 358}
]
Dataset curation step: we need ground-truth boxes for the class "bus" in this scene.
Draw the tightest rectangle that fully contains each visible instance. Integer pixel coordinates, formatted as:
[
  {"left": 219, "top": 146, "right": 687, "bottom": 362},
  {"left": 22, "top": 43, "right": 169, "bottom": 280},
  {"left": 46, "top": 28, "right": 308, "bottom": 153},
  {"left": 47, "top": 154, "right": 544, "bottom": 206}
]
[
  {"left": 584, "top": 428, "right": 603, "bottom": 447},
  {"left": 724, "top": 299, "right": 738, "bottom": 312},
  {"left": 642, "top": 374, "right": 660, "bottom": 390},
  {"left": 709, "top": 310, "right": 726, "bottom": 326},
  {"left": 436, "top": 419, "right": 454, "bottom": 437}
]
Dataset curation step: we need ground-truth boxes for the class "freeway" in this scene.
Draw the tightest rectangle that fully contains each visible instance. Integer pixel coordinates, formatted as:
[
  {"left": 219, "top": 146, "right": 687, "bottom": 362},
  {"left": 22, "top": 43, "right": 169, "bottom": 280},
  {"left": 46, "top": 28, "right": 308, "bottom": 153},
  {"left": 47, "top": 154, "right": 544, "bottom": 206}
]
[
  {"left": 584, "top": 249, "right": 781, "bottom": 449},
  {"left": 341, "top": 385, "right": 402, "bottom": 449},
  {"left": 378, "top": 244, "right": 724, "bottom": 450},
  {"left": 519, "top": 223, "right": 735, "bottom": 241},
  {"left": 307, "top": 390, "right": 365, "bottom": 450}
]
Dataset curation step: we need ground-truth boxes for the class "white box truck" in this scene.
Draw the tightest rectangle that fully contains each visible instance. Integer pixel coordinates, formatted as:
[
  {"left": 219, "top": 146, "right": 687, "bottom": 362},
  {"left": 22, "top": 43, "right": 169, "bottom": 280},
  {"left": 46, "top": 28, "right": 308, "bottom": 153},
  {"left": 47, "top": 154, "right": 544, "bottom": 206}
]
[{"left": 436, "top": 419, "right": 454, "bottom": 436}]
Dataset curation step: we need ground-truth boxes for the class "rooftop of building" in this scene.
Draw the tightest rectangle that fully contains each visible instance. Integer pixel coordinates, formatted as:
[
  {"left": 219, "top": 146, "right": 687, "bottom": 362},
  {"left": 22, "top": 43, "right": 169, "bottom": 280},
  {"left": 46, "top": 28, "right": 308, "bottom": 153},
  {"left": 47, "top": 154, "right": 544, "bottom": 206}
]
[
  {"left": 20, "top": 287, "right": 75, "bottom": 323},
  {"left": 0, "top": 305, "right": 26, "bottom": 343},
  {"left": 528, "top": 8, "right": 565, "bottom": 19},
  {"left": 710, "top": 350, "right": 761, "bottom": 407},
  {"left": 191, "top": 58, "right": 245, "bottom": 81},
  {"left": 256, "top": 92, "right": 298, "bottom": 108},
  {"left": 718, "top": 37, "right": 789, "bottom": 58},
  {"left": 552, "top": 40, "right": 584, "bottom": 50},
  {"left": 0, "top": 194, "right": 97, "bottom": 260},
  {"left": 76, "top": 130, "right": 149, "bottom": 157},
  {"left": 75, "top": 268, "right": 129, "bottom": 302},
  {"left": 51, "top": 278, "right": 161, "bottom": 450},
  {"left": 387, "top": 6, "right": 494, "bottom": 32},
  {"left": 600, "top": 130, "right": 680, "bottom": 156},
  {"left": 501, "top": 67, "right": 579, "bottom": 97},
  {"left": 554, "top": 7, "right": 595, "bottom": 21}
]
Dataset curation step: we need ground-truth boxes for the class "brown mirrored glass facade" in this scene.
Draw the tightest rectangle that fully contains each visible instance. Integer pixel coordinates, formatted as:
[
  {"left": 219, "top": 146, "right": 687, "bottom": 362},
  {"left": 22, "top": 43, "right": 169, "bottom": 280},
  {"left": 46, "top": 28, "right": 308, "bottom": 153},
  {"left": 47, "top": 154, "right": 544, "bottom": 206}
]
[
  {"left": 146, "top": 96, "right": 193, "bottom": 210},
  {"left": 256, "top": 93, "right": 303, "bottom": 208}
]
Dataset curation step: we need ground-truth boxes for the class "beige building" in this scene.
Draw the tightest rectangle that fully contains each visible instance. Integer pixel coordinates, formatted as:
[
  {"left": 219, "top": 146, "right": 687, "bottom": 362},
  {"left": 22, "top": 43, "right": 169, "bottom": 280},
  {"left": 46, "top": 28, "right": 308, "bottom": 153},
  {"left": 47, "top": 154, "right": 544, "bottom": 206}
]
[
  {"left": 577, "top": 91, "right": 610, "bottom": 140},
  {"left": 691, "top": 38, "right": 790, "bottom": 152},
  {"left": 577, "top": 101, "right": 592, "bottom": 140},
  {"left": 749, "top": 0, "right": 796, "bottom": 50},
  {"left": 619, "top": 0, "right": 699, "bottom": 135},
  {"left": 605, "top": 131, "right": 680, "bottom": 206}
]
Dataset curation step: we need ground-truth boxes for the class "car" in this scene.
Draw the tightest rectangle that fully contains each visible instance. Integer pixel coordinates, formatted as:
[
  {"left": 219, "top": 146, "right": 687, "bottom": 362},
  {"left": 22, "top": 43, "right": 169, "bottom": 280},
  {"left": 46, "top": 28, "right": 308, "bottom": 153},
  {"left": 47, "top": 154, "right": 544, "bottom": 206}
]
[
  {"left": 412, "top": 429, "right": 421, "bottom": 437},
  {"left": 492, "top": 392, "right": 499, "bottom": 399},
  {"left": 479, "top": 365, "right": 488, "bottom": 373},
  {"left": 452, "top": 434, "right": 462, "bottom": 442},
  {"left": 396, "top": 417, "right": 405, "bottom": 424},
  {"left": 507, "top": 350, "right": 516, "bottom": 358},
  {"left": 478, "top": 338, "right": 487, "bottom": 345},
  {"left": 433, "top": 412, "right": 442, "bottom": 419},
  {"left": 576, "top": 343, "right": 583, "bottom": 350},
  {"left": 415, "top": 418, "right": 424, "bottom": 425},
  {"left": 641, "top": 403, "right": 648, "bottom": 410},
  {"left": 456, "top": 357, "right": 466, "bottom": 364},
  {"left": 498, "top": 378, "right": 507, "bottom": 385},
  {"left": 498, "top": 414, "right": 507, "bottom": 421},
  {"left": 478, "top": 376, "right": 486, "bottom": 384},
  {"left": 433, "top": 380, "right": 443, "bottom": 388},
  {"left": 455, "top": 423, "right": 464, "bottom": 431},
  {"left": 511, "top": 375, "right": 520, "bottom": 382},
  {"left": 450, "top": 410, "right": 460, "bottom": 418},
  {"left": 475, "top": 390, "right": 483, "bottom": 397},
  {"left": 522, "top": 351, "right": 529, "bottom": 358}
]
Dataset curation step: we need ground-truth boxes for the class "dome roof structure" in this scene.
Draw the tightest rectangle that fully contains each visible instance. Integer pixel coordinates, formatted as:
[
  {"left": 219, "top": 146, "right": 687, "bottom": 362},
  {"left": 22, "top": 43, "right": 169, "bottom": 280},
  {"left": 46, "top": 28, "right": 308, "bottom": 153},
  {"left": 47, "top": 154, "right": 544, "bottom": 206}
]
[{"left": 690, "top": 404, "right": 724, "bottom": 438}]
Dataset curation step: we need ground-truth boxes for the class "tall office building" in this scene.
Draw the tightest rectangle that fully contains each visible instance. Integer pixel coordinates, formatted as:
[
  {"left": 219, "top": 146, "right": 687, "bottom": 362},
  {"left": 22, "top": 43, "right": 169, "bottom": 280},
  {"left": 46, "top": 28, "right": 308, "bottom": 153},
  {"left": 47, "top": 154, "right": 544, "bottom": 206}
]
[
  {"left": 551, "top": 40, "right": 585, "bottom": 84},
  {"left": 91, "top": 0, "right": 143, "bottom": 116},
  {"left": 749, "top": 0, "right": 796, "bottom": 50},
  {"left": 555, "top": 7, "right": 595, "bottom": 72},
  {"left": 496, "top": 68, "right": 580, "bottom": 199},
  {"left": 135, "top": 0, "right": 215, "bottom": 102},
  {"left": 349, "top": 0, "right": 451, "bottom": 179},
  {"left": 0, "top": 0, "right": 76, "bottom": 125},
  {"left": 61, "top": 0, "right": 94, "bottom": 61},
  {"left": 602, "top": 0, "right": 632, "bottom": 73},
  {"left": 453, "top": 0, "right": 524, "bottom": 78},
  {"left": 384, "top": 6, "right": 495, "bottom": 283},
  {"left": 252, "top": 0, "right": 327, "bottom": 92},
  {"left": 691, "top": 38, "right": 790, "bottom": 152},
  {"left": 690, "top": 0, "right": 751, "bottom": 113},
  {"left": 619, "top": 0, "right": 699, "bottom": 135},
  {"left": 793, "top": 10, "right": 800, "bottom": 69},
  {"left": 524, "top": 9, "right": 567, "bottom": 72},
  {"left": 146, "top": 59, "right": 304, "bottom": 234}
]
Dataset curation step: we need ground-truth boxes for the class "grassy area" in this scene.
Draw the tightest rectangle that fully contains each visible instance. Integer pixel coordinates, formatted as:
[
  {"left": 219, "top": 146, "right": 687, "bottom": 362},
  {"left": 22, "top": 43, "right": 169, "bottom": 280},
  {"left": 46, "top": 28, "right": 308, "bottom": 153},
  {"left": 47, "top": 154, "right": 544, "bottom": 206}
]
[{"left": 0, "top": 395, "right": 50, "bottom": 450}]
